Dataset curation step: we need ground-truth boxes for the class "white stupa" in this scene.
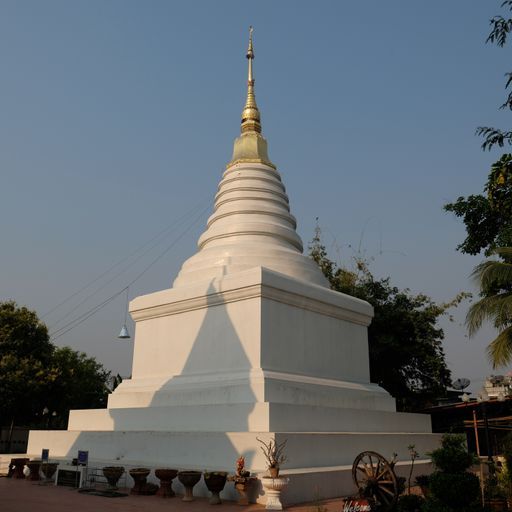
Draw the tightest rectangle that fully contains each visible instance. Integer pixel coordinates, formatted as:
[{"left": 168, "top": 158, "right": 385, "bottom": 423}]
[{"left": 28, "top": 29, "right": 440, "bottom": 504}]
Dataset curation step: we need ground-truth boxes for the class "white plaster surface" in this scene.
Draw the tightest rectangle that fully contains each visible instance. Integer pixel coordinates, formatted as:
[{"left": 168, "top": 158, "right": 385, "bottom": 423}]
[
  {"left": 27, "top": 156, "right": 442, "bottom": 504},
  {"left": 173, "top": 162, "right": 329, "bottom": 288},
  {"left": 25, "top": 431, "right": 440, "bottom": 504}
]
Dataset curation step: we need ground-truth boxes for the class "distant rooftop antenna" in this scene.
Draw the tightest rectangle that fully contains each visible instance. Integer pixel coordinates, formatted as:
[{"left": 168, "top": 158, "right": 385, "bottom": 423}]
[{"left": 452, "top": 378, "right": 471, "bottom": 391}]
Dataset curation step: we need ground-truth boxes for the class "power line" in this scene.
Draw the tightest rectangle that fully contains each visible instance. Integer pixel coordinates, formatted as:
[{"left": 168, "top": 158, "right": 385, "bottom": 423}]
[
  {"left": 50, "top": 203, "right": 210, "bottom": 342},
  {"left": 42, "top": 196, "right": 210, "bottom": 320}
]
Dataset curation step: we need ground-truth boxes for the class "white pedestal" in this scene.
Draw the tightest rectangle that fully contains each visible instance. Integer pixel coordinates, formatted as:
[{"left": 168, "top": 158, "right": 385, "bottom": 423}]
[{"left": 262, "top": 477, "right": 289, "bottom": 510}]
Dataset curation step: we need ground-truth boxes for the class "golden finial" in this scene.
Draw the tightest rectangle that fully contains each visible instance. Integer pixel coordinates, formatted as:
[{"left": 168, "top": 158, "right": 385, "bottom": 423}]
[{"left": 241, "top": 26, "right": 261, "bottom": 134}]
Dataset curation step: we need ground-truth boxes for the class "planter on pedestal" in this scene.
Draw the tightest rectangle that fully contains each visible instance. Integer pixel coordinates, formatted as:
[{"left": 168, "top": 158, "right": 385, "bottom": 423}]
[
  {"left": 155, "top": 468, "right": 178, "bottom": 498},
  {"left": 129, "top": 468, "right": 150, "bottom": 495},
  {"left": 26, "top": 460, "right": 42, "bottom": 481},
  {"left": 102, "top": 466, "right": 125, "bottom": 490},
  {"left": 234, "top": 477, "right": 256, "bottom": 505},
  {"left": 178, "top": 471, "right": 202, "bottom": 502},
  {"left": 129, "top": 468, "right": 158, "bottom": 495},
  {"left": 40, "top": 463, "right": 59, "bottom": 482},
  {"left": 204, "top": 472, "right": 228, "bottom": 505},
  {"left": 262, "top": 477, "right": 289, "bottom": 510}
]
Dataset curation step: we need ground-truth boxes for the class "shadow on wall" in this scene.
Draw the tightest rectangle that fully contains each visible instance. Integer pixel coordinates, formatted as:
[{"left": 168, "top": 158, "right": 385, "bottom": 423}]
[{"left": 47, "top": 281, "right": 260, "bottom": 491}]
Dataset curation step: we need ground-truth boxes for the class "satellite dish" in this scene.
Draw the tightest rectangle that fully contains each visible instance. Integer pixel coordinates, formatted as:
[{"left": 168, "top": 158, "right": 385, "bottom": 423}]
[{"left": 452, "top": 378, "right": 471, "bottom": 391}]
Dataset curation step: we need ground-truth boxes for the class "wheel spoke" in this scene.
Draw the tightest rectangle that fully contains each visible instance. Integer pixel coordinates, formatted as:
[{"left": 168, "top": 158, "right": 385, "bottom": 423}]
[
  {"left": 374, "top": 459, "right": 381, "bottom": 480},
  {"left": 379, "top": 485, "right": 395, "bottom": 496},
  {"left": 369, "top": 454, "right": 377, "bottom": 476},
  {"left": 376, "top": 488, "right": 391, "bottom": 505},
  {"left": 363, "top": 465, "right": 373, "bottom": 477},
  {"left": 357, "top": 466, "right": 370, "bottom": 479},
  {"left": 375, "top": 467, "right": 388, "bottom": 480}
]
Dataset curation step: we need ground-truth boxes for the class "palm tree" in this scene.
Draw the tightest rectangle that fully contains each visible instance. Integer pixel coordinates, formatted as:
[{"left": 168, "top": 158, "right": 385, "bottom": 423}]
[{"left": 467, "top": 247, "right": 512, "bottom": 368}]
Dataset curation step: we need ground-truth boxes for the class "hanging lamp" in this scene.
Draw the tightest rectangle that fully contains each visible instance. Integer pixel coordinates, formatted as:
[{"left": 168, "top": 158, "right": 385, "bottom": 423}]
[{"left": 118, "top": 287, "right": 131, "bottom": 339}]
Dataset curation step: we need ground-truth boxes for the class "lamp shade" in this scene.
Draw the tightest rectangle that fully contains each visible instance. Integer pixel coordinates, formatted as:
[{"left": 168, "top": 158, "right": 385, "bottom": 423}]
[{"left": 118, "top": 325, "right": 131, "bottom": 339}]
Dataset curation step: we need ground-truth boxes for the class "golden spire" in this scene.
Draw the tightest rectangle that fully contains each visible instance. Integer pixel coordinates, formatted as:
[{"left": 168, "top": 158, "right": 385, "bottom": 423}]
[
  {"left": 241, "top": 26, "right": 261, "bottom": 134},
  {"left": 228, "top": 26, "right": 274, "bottom": 169}
]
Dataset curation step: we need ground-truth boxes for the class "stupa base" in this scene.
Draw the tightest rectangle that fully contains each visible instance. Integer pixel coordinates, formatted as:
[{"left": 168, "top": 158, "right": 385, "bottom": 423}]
[{"left": 27, "top": 429, "right": 440, "bottom": 504}]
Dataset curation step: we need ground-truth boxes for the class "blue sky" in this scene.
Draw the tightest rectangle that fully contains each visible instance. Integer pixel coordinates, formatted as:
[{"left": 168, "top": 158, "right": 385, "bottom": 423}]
[{"left": 1, "top": 1, "right": 508, "bottom": 394}]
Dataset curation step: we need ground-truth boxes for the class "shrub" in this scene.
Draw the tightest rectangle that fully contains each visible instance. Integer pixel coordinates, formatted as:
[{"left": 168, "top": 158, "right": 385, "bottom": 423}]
[
  {"left": 422, "top": 434, "right": 482, "bottom": 512},
  {"left": 429, "top": 435, "right": 476, "bottom": 473},
  {"left": 428, "top": 471, "right": 480, "bottom": 509}
]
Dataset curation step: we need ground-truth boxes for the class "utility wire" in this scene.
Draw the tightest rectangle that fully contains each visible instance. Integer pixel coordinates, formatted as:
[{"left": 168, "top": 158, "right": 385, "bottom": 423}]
[
  {"left": 50, "top": 288, "right": 128, "bottom": 342},
  {"left": 48, "top": 199, "right": 210, "bottom": 330},
  {"left": 42, "top": 196, "right": 210, "bottom": 320},
  {"left": 50, "top": 204, "right": 210, "bottom": 342}
]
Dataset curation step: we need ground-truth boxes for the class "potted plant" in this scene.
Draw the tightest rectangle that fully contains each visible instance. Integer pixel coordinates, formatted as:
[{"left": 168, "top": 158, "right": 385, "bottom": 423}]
[
  {"left": 257, "top": 437, "right": 289, "bottom": 509},
  {"left": 228, "top": 456, "right": 256, "bottom": 505},
  {"left": 257, "top": 437, "right": 287, "bottom": 478},
  {"left": 204, "top": 471, "right": 228, "bottom": 505}
]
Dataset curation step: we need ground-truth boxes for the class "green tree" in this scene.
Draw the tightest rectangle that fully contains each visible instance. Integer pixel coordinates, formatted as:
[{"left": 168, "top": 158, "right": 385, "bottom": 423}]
[
  {"left": 45, "top": 347, "right": 110, "bottom": 428},
  {"left": 477, "top": 1, "right": 512, "bottom": 151},
  {"left": 309, "top": 230, "right": 463, "bottom": 411},
  {"left": 444, "top": 154, "right": 512, "bottom": 255},
  {"left": 0, "top": 301, "right": 53, "bottom": 426},
  {"left": 466, "top": 247, "right": 512, "bottom": 368},
  {"left": 0, "top": 301, "right": 111, "bottom": 431},
  {"left": 445, "top": 2, "right": 512, "bottom": 256}
]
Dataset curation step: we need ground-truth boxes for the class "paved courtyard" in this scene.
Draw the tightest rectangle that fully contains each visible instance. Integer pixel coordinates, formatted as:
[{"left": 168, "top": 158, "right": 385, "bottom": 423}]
[{"left": 0, "top": 477, "right": 343, "bottom": 512}]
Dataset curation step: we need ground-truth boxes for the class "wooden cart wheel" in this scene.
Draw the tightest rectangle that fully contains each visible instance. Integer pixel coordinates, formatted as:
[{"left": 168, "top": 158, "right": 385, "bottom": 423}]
[{"left": 352, "top": 451, "right": 398, "bottom": 511}]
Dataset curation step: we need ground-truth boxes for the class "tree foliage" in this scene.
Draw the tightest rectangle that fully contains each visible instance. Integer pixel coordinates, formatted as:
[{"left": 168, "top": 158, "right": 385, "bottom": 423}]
[
  {"left": 0, "top": 301, "right": 53, "bottom": 425},
  {"left": 466, "top": 247, "right": 512, "bottom": 368},
  {"left": 309, "top": 230, "right": 464, "bottom": 411},
  {"left": 46, "top": 347, "right": 110, "bottom": 426},
  {"left": 445, "top": 3, "right": 512, "bottom": 256},
  {"left": 0, "top": 300, "right": 111, "bottom": 428},
  {"left": 445, "top": 154, "right": 512, "bottom": 256},
  {"left": 477, "top": 1, "right": 512, "bottom": 151}
]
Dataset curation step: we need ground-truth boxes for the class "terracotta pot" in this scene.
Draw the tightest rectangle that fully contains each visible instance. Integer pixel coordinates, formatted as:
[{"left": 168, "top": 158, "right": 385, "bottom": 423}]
[
  {"left": 41, "top": 463, "right": 59, "bottom": 481},
  {"left": 204, "top": 472, "right": 228, "bottom": 505},
  {"left": 178, "top": 471, "right": 202, "bottom": 502},
  {"left": 268, "top": 466, "right": 279, "bottom": 479},
  {"left": 129, "top": 467, "right": 151, "bottom": 495},
  {"left": 102, "top": 466, "right": 125, "bottom": 490},
  {"left": 155, "top": 468, "right": 178, "bottom": 498},
  {"left": 26, "top": 461, "right": 42, "bottom": 481},
  {"left": 10, "top": 458, "right": 29, "bottom": 479}
]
